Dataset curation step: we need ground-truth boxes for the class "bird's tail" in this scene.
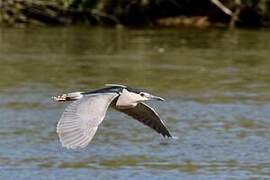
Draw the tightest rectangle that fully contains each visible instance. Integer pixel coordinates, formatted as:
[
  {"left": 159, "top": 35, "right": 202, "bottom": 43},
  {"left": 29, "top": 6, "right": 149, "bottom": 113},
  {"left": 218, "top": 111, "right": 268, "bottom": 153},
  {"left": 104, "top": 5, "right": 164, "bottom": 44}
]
[{"left": 52, "top": 92, "right": 83, "bottom": 102}]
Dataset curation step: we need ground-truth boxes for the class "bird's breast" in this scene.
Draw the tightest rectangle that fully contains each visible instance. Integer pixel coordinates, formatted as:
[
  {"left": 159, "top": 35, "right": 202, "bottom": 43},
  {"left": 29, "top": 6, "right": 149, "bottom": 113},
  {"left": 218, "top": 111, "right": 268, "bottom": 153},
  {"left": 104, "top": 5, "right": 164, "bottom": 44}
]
[{"left": 115, "top": 89, "right": 140, "bottom": 109}]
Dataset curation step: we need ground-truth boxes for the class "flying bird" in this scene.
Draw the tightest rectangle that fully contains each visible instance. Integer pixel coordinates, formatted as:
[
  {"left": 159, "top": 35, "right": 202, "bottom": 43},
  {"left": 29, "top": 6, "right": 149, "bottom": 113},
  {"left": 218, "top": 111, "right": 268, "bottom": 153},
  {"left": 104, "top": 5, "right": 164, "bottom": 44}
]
[{"left": 52, "top": 84, "right": 171, "bottom": 149}]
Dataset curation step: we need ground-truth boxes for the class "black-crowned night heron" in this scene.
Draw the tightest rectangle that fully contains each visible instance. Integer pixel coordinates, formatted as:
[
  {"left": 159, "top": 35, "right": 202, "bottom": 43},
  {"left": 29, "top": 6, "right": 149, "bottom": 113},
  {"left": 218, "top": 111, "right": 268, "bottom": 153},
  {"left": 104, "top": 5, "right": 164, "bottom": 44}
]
[{"left": 53, "top": 84, "right": 171, "bottom": 149}]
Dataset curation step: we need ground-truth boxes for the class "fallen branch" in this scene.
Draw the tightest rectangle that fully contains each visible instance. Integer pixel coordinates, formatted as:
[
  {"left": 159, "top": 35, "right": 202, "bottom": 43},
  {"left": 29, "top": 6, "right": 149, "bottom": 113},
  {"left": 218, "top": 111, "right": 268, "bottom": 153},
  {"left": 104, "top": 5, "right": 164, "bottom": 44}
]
[
  {"left": 210, "top": 0, "right": 233, "bottom": 16},
  {"left": 91, "top": 10, "right": 120, "bottom": 24},
  {"left": 211, "top": 0, "right": 242, "bottom": 28}
]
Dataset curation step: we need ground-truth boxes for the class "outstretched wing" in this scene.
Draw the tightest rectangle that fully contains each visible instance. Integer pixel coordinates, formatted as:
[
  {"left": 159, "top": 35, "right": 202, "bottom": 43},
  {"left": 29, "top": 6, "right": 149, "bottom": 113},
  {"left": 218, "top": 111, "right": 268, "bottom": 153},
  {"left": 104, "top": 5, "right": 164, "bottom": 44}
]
[
  {"left": 115, "top": 103, "right": 171, "bottom": 137},
  {"left": 56, "top": 93, "right": 119, "bottom": 149}
]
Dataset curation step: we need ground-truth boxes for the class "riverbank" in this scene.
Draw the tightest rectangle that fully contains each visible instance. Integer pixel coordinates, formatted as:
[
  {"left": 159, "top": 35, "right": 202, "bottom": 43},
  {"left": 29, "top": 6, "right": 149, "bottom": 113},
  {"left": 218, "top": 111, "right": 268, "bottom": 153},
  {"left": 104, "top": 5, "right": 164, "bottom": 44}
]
[{"left": 1, "top": 0, "right": 270, "bottom": 28}]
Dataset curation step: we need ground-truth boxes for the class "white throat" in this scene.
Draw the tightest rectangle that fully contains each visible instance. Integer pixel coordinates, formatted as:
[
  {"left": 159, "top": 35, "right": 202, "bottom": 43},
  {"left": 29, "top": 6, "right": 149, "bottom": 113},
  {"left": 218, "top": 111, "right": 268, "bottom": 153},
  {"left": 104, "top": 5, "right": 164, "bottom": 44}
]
[{"left": 116, "top": 89, "right": 142, "bottom": 109}]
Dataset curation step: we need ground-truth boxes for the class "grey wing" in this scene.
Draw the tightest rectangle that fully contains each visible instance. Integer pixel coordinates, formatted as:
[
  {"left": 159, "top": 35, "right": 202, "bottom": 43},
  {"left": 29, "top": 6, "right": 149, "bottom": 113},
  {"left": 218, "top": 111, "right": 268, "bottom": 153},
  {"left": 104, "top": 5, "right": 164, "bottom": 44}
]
[
  {"left": 56, "top": 93, "right": 119, "bottom": 149},
  {"left": 115, "top": 103, "right": 171, "bottom": 137}
]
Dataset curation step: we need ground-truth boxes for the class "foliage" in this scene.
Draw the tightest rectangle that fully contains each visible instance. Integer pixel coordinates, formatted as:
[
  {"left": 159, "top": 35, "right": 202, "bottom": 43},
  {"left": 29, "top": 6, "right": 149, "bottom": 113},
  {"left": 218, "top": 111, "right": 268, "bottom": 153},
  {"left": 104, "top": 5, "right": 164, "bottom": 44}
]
[
  {"left": 62, "top": 0, "right": 99, "bottom": 9},
  {"left": 1, "top": 0, "right": 270, "bottom": 27}
]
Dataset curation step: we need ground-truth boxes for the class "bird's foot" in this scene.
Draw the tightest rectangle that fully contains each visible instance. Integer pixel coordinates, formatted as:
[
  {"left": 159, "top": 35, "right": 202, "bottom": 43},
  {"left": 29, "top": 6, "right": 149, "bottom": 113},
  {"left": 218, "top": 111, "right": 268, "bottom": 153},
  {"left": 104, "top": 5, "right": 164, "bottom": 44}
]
[
  {"left": 52, "top": 92, "right": 83, "bottom": 102},
  {"left": 52, "top": 94, "right": 67, "bottom": 102}
]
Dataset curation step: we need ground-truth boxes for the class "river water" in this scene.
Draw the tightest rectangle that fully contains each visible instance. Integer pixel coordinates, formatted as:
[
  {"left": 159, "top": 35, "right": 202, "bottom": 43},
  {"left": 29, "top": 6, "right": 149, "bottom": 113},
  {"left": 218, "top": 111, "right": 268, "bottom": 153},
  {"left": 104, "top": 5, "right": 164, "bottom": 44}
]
[{"left": 0, "top": 27, "right": 270, "bottom": 179}]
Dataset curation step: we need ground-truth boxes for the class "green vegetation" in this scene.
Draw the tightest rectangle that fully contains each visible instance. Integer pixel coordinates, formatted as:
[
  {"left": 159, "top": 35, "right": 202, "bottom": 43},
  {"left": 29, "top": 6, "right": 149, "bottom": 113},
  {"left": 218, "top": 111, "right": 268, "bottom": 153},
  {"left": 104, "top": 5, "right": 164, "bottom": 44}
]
[{"left": 1, "top": 0, "right": 270, "bottom": 27}]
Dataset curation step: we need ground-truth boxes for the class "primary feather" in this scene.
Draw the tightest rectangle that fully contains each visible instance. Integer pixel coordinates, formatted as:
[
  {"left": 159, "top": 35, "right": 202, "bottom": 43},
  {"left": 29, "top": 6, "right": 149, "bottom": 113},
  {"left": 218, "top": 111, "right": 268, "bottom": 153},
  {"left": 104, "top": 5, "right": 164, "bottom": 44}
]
[
  {"left": 115, "top": 103, "right": 171, "bottom": 137},
  {"left": 56, "top": 93, "right": 119, "bottom": 149}
]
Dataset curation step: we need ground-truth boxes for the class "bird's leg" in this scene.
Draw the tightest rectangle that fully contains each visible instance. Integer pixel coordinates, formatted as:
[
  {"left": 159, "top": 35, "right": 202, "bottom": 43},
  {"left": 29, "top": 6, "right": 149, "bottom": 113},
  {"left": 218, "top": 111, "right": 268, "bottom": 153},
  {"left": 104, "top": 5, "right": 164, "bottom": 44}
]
[
  {"left": 52, "top": 92, "right": 83, "bottom": 102},
  {"left": 52, "top": 94, "right": 67, "bottom": 102}
]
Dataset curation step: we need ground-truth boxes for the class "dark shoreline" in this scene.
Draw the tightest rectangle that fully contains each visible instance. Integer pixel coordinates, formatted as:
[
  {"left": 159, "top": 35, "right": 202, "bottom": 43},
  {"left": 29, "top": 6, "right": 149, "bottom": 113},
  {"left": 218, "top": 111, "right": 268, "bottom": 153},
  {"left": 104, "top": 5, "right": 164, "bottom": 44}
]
[{"left": 1, "top": 0, "right": 270, "bottom": 28}]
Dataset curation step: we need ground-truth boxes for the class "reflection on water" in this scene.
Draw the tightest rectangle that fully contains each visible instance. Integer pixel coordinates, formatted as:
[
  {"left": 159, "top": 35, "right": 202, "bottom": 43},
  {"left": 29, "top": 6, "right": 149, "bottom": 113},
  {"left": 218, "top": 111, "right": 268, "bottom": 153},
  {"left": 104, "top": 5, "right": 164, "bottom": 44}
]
[{"left": 1, "top": 27, "right": 270, "bottom": 179}]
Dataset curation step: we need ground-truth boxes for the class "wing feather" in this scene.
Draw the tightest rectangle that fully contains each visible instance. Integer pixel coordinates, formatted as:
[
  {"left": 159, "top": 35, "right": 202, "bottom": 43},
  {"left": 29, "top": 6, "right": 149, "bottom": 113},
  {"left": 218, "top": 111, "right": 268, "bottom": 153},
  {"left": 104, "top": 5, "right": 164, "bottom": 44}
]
[
  {"left": 115, "top": 103, "right": 171, "bottom": 137},
  {"left": 57, "top": 93, "right": 119, "bottom": 149}
]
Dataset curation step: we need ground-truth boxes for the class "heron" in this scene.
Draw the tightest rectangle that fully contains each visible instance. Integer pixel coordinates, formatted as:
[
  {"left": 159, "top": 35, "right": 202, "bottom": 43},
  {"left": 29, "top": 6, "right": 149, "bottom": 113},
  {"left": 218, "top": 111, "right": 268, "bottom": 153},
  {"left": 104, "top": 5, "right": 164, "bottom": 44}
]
[{"left": 52, "top": 84, "right": 171, "bottom": 149}]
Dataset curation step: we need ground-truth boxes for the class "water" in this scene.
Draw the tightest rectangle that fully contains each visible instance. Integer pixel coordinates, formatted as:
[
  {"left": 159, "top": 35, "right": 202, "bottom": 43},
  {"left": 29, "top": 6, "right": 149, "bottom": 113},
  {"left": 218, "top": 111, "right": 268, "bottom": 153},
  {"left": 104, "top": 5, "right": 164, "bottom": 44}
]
[{"left": 0, "top": 26, "right": 270, "bottom": 179}]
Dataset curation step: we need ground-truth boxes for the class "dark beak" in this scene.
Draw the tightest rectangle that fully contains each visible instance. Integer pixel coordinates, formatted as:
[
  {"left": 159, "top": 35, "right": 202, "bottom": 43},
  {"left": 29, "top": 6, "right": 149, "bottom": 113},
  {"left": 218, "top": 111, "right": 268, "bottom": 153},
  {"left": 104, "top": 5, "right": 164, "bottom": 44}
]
[{"left": 149, "top": 95, "right": 165, "bottom": 101}]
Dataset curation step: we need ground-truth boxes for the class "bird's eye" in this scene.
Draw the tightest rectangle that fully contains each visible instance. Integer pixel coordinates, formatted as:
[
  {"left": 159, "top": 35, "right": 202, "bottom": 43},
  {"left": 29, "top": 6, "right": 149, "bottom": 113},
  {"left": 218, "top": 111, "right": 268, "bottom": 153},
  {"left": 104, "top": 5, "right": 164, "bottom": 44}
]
[{"left": 140, "top": 93, "right": 145, "bottom": 97}]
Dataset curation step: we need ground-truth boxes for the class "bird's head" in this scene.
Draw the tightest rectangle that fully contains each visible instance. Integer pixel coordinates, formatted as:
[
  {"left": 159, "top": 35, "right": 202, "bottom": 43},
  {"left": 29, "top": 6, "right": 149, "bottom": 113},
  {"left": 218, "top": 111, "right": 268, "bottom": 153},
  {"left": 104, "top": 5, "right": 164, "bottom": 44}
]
[
  {"left": 115, "top": 86, "right": 165, "bottom": 109},
  {"left": 124, "top": 86, "right": 165, "bottom": 102},
  {"left": 137, "top": 91, "right": 165, "bottom": 102},
  {"left": 105, "top": 84, "right": 165, "bottom": 102}
]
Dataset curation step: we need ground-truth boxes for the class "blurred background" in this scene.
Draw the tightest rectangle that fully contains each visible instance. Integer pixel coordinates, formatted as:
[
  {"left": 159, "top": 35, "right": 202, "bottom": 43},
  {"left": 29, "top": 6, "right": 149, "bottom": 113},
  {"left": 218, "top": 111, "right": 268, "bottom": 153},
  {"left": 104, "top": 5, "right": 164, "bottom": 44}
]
[{"left": 1, "top": 0, "right": 270, "bottom": 179}]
